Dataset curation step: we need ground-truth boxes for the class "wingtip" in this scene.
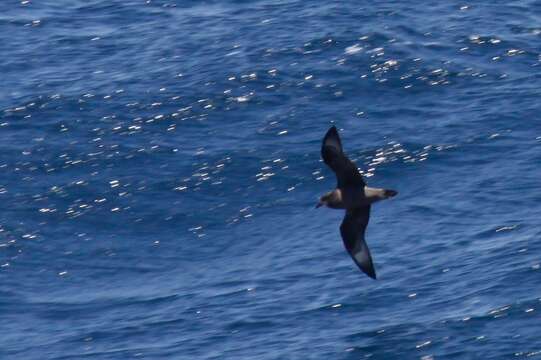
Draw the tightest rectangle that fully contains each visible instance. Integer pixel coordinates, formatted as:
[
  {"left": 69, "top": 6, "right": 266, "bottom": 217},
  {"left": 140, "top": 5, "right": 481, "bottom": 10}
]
[
  {"left": 322, "top": 126, "right": 342, "bottom": 149},
  {"left": 355, "top": 256, "right": 377, "bottom": 280},
  {"left": 363, "top": 266, "right": 377, "bottom": 280},
  {"left": 362, "top": 258, "right": 377, "bottom": 280},
  {"left": 323, "top": 126, "right": 335, "bottom": 138}
]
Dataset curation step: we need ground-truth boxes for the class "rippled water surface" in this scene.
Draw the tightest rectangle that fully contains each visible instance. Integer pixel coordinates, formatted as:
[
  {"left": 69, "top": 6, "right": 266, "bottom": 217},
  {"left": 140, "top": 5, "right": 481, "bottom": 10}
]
[{"left": 1, "top": 1, "right": 541, "bottom": 359}]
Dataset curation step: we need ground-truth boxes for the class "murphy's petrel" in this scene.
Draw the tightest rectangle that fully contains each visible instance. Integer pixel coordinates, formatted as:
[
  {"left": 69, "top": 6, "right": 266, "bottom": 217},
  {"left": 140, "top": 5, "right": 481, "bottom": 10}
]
[{"left": 316, "top": 126, "right": 397, "bottom": 279}]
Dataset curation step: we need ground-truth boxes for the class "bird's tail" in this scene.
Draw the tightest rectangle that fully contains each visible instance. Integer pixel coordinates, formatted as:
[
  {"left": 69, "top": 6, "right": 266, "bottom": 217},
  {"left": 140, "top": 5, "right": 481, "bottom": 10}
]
[{"left": 384, "top": 189, "right": 398, "bottom": 198}]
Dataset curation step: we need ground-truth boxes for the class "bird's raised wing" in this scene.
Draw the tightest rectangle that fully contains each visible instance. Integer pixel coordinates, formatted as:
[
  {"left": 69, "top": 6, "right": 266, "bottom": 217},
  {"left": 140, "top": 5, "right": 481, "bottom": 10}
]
[
  {"left": 339, "top": 206, "right": 376, "bottom": 279},
  {"left": 321, "top": 126, "right": 365, "bottom": 188}
]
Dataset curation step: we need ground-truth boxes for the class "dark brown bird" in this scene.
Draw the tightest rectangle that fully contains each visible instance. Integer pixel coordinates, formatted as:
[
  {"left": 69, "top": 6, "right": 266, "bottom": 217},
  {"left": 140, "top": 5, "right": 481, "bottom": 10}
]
[{"left": 317, "top": 126, "right": 397, "bottom": 279}]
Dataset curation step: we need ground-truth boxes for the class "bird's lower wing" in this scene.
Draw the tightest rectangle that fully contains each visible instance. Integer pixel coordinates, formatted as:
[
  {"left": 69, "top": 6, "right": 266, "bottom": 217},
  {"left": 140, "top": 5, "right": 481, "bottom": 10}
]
[{"left": 339, "top": 206, "right": 376, "bottom": 279}]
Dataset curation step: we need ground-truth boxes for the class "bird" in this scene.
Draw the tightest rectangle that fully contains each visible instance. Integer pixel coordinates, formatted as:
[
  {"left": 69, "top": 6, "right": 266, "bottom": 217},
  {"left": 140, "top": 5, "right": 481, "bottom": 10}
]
[{"left": 316, "top": 126, "right": 397, "bottom": 279}]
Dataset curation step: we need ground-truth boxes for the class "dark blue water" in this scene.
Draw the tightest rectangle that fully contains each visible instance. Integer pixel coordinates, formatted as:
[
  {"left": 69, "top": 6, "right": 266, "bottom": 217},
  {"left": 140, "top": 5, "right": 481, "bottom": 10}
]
[{"left": 1, "top": 1, "right": 541, "bottom": 359}]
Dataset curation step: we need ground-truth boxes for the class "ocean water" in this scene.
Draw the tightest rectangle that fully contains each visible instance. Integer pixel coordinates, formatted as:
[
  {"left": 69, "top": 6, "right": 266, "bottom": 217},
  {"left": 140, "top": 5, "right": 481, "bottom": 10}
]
[{"left": 1, "top": 1, "right": 540, "bottom": 359}]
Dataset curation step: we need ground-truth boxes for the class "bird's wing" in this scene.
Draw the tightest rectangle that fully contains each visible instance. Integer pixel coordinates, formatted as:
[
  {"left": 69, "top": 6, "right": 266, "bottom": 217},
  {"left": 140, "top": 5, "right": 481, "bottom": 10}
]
[
  {"left": 321, "top": 126, "right": 365, "bottom": 188},
  {"left": 339, "top": 206, "right": 376, "bottom": 279}
]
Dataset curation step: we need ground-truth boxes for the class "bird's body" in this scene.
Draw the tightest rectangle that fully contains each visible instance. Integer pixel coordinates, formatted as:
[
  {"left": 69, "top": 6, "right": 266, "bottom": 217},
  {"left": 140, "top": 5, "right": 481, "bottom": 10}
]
[
  {"left": 317, "top": 126, "right": 397, "bottom": 279},
  {"left": 319, "top": 187, "right": 394, "bottom": 209}
]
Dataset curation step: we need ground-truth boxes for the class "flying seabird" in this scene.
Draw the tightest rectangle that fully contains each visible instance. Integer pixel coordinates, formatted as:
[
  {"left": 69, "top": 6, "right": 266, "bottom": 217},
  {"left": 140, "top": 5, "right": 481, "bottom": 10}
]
[{"left": 317, "top": 126, "right": 397, "bottom": 279}]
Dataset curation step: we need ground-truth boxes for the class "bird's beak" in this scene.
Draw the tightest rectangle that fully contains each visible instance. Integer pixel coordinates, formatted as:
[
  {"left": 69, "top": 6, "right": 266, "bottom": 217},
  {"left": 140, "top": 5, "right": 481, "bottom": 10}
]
[{"left": 315, "top": 201, "right": 323, "bottom": 209}]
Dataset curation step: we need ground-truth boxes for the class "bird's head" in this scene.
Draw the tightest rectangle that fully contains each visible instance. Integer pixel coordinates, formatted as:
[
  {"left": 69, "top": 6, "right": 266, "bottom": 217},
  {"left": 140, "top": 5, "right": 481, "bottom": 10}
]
[{"left": 316, "top": 190, "right": 339, "bottom": 208}]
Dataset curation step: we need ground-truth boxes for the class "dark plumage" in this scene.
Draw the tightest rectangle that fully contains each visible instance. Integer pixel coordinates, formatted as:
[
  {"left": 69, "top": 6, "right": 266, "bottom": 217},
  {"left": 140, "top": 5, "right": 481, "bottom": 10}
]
[
  {"left": 321, "top": 126, "right": 365, "bottom": 189},
  {"left": 317, "top": 126, "right": 397, "bottom": 279}
]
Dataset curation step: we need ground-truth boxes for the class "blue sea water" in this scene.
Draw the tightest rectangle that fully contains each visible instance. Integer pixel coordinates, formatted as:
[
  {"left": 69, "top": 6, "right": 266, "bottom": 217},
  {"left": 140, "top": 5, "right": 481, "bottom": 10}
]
[{"left": 1, "top": 0, "right": 541, "bottom": 359}]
